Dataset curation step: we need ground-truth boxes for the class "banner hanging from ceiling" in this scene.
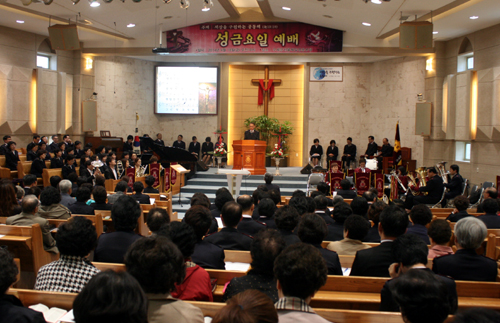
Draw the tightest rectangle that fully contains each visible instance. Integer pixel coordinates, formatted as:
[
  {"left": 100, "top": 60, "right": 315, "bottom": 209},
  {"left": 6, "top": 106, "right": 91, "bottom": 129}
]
[{"left": 165, "top": 22, "right": 343, "bottom": 54}]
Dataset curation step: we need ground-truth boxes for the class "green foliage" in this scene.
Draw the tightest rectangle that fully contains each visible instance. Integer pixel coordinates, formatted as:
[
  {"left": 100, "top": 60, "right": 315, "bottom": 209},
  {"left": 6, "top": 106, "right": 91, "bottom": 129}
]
[{"left": 244, "top": 115, "right": 294, "bottom": 153}]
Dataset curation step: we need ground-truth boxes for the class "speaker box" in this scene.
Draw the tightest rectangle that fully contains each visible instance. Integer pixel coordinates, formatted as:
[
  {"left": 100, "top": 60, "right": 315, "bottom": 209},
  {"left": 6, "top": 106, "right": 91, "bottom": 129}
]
[
  {"left": 48, "top": 24, "right": 80, "bottom": 50},
  {"left": 300, "top": 164, "right": 313, "bottom": 175},
  {"left": 399, "top": 21, "right": 433, "bottom": 50},
  {"left": 197, "top": 160, "right": 209, "bottom": 172}
]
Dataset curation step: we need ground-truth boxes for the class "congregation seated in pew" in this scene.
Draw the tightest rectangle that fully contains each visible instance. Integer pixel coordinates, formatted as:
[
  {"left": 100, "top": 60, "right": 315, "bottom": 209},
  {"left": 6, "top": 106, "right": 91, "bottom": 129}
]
[
  {"left": 446, "top": 195, "right": 471, "bottom": 222},
  {"left": 144, "top": 175, "right": 159, "bottom": 194},
  {"left": 274, "top": 205, "right": 301, "bottom": 246},
  {"left": 326, "top": 214, "right": 371, "bottom": 256},
  {"left": 214, "top": 289, "right": 278, "bottom": 323},
  {"left": 68, "top": 187, "right": 95, "bottom": 215},
  {"left": 131, "top": 181, "right": 151, "bottom": 205},
  {"left": 363, "top": 200, "right": 387, "bottom": 243},
  {"left": 146, "top": 208, "right": 171, "bottom": 235},
  {"left": 327, "top": 202, "right": 352, "bottom": 242},
  {"left": 37, "top": 186, "right": 71, "bottom": 220},
  {"left": 406, "top": 205, "right": 433, "bottom": 244},
  {"left": 236, "top": 195, "right": 266, "bottom": 237},
  {"left": 477, "top": 198, "right": 500, "bottom": 229},
  {"left": 59, "top": 179, "right": 76, "bottom": 208},
  {"left": 92, "top": 186, "right": 113, "bottom": 211},
  {"left": 427, "top": 219, "right": 454, "bottom": 259},
  {"left": 0, "top": 180, "right": 22, "bottom": 218}
]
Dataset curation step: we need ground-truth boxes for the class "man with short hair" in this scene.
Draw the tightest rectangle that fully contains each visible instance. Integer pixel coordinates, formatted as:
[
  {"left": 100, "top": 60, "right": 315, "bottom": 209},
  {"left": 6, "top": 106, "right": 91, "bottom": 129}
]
[
  {"left": 155, "top": 133, "right": 164, "bottom": 146},
  {"left": 62, "top": 154, "right": 77, "bottom": 179},
  {"left": 406, "top": 204, "right": 433, "bottom": 244},
  {"left": 376, "top": 138, "right": 394, "bottom": 169},
  {"left": 59, "top": 179, "right": 76, "bottom": 208},
  {"left": 123, "top": 135, "right": 133, "bottom": 154},
  {"left": 131, "top": 181, "right": 150, "bottom": 204},
  {"left": 146, "top": 208, "right": 170, "bottom": 234},
  {"left": 49, "top": 135, "right": 59, "bottom": 152},
  {"left": 68, "top": 187, "right": 95, "bottom": 215},
  {"left": 326, "top": 214, "right": 371, "bottom": 255},
  {"left": 350, "top": 205, "right": 408, "bottom": 277},
  {"left": 350, "top": 196, "right": 369, "bottom": 217},
  {"left": 62, "top": 134, "right": 71, "bottom": 145},
  {"left": 6, "top": 195, "right": 58, "bottom": 253},
  {"left": 22, "top": 174, "right": 38, "bottom": 195},
  {"left": 361, "top": 136, "right": 378, "bottom": 158},
  {"left": 477, "top": 187, "right": 498, "bottom": 213},
  {"left": 313, "top": 194, "right": 334, "bottom": 225},
  {"left": 236, "top": 195, "right": 266, "bottom": 237},
  {"left": 108, "top": 181, "right": 128, "bottom": 204},
  {"left": 264, "top": 173, "right": 280, "bottom": 194},
  {"left": 0, "top": 135, "right": 11, "bottom": 155},
  {"left": 92, "top": 186, "right": 112, "bottom": 211},
  {"left": 204, "top": 201, "right": 253, "bottom": 251},
  {"left": 143, "top": 175, "right": 159, "bottom": 193},
  {"left": 336, "top": 179, "right": 357, "bottom": 199},
  {"left": 441, "top": 164, "right": 463, "bottom": 207},
  {"left": 446, "top": 195, "right": 470, "bottom": 222},
  {"left": 327, "top": 201, "right": 352, "bottom": 241},
  {"left": 274, "top": 243, "right": 330, "bottom": 323},
  {"left": 173, "top": 135, "right": 186, "bottom": 149},
  {"left": 404, "top": 167, "right": 444, "bottom": 211},
  {"left": 244, "top": 122, "right": 260, "bottom": 140},
  {"left": 477, "top": 198, "right": 500, "bottom": 228}
]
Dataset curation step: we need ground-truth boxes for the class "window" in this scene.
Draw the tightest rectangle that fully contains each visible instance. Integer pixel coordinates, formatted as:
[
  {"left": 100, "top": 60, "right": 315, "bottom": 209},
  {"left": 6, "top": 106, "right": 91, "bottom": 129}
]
[
  {"left": 464, "top": 143, "right": 471, "bottom": 161},
  {"left": 467, "top": 56, "right": 474, "bottom": 70},
  {"left": 455, "top": 141, "right": 471, "bottom": 162},
  {"left": 37, "top": 55, "right": 49, "bottom": 69}
]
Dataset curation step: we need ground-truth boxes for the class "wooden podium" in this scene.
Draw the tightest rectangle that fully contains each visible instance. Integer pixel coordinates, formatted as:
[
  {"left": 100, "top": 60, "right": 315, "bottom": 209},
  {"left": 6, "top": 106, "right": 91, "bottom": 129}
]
[{"left": 232, "top": 140, "right": 267, "bottom": 175}]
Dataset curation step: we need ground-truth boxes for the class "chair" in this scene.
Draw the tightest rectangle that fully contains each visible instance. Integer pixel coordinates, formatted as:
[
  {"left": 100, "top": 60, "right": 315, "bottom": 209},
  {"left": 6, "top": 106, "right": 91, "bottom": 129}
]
[
  {"left": 468, "top": 184, "right": 478, "bottom": 198},
  {"left": 426, "top": 187, "right": 447, "bottom": 209},
  {"left": 461, "top": 178, "right": 468, "bottom": 196},
  {"left": 307, "top": 173, "right": 324, "bottom": 196}
]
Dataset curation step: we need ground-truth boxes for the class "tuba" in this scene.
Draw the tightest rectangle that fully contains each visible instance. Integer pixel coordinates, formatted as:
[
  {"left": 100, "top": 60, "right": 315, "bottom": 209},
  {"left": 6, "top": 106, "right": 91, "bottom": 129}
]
[
  {"left": 436, "top": 161, "right": 449, "bottom": 184},
  {"left": 117, "top": 160, "right": 124, "bottom": 178}
]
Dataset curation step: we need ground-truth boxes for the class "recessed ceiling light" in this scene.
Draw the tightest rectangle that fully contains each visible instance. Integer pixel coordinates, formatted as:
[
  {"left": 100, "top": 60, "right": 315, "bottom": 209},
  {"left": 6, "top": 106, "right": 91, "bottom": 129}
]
[
  {"left": 89, "top": 0, "right": 100, "bottom": 7},
  {"left": 282, "top": 6, "right": 291, "bottom": 10},
  {"left": 323, "top": 15, "right": 332, "bottom": 18},
  {"left": 469, "top": 15, "right": 479, "bottom": 20},
  {"left": 202, "top": 7, "right": 210, "bottom": 11},
  {"left": 127, "top": 23, "right": 135, "bottom": 28},
  {"left": 433, "top": 31, "right": 438, "bottom": 34},
  {"left": 16, "top": 20, "right": 25, "bottom": 24},
  {"left": 362, "top": 22, "right": 371, "bottom": 26},
  {"left": 371, "top": 0, "right": 382, "bottom": 4}
]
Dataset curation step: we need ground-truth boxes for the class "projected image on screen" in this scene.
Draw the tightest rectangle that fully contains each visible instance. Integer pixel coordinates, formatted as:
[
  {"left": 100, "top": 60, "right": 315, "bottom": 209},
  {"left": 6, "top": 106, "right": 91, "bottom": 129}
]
[{"left": 156, "top": 66, "right": 218, "bottom": 115}]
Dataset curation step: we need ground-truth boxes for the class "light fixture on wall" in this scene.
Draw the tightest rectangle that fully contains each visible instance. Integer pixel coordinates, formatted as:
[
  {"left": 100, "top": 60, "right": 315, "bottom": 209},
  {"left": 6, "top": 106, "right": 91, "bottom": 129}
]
[
  {"left": 85, "top": 57, "right": 93, "bottom": 70},
  {"left": 426, "top": 58, "right": 433, "bottom": 71},
  {"left": 202, "top": 0, "right": 212, "bottom": 11},
  {"left": 180, "top": 0, "right": 189, "bottom": 9},
  {"left": 417, "top": 93, "right": 424, "bottom": 101},
  {"left": 470, "top": 71, "right": 478, "bottom": 140}
]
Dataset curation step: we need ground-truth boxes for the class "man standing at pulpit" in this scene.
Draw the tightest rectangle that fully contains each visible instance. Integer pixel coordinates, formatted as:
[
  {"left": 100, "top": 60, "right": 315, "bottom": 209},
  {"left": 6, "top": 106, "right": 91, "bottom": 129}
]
[{"left": 244, "top": 122, "right": 260, "bottom": 140}]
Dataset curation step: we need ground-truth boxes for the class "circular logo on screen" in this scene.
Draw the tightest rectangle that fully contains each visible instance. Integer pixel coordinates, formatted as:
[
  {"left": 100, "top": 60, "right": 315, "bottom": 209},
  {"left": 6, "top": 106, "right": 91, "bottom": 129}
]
[{"left": 312, "top": 68, "right": 326, "bottom": 80}]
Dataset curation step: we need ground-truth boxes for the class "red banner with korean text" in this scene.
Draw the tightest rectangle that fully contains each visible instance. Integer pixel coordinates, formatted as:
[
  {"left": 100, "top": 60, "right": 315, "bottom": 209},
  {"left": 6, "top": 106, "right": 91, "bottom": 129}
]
[
  {"left": 165, "top": 23, "right": 343, "bottom": 54},
  {"left": 374, "top": 172, "right": 384, "bottom": 198},
  {"left": 171, "top": 162, "right": 177, "bottom": 186},
  {"left": 149, "top": 163, "right": 160, "bottom": 189},
  {"left": 164, "top": 166, "right": 171, "bottom": 192},
  {"left": 126, "top": 167, "right": 135, "bottom": 190}
]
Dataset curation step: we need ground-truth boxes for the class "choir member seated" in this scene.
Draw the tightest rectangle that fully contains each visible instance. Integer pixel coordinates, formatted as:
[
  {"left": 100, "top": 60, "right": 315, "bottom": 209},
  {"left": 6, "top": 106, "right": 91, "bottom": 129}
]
[
  {"left": 0, "top": 135, "right": 11, "bottom": 155},
  {"left": 355, "top": 158, "right": 371, "bottom": 173},
  {"left": 26, "top": 142, "right": 38, "bottom": 161},
  {"left": 341, "top": 137, "right": 356, "bottom": 169},
  {"left": 446, "top": 195, "right": 470, "bottom": 222},
  {"left": 30, "top": 149, "right": 46, "bottom": 178},
  {"left": 309, "top": 138, "right": 323, "bottom": 167},
  {"left": 62, "top": 154, "right": 77, "bottom": 179},
  {"left": 275, "top": 205, "right": 301, "bottom": 246},
  {"left": 4, "top": 141, "right": 19, "bottom": 171},
  {"left": 125, "top": 236, "right": 204, "bottom": 323},
  {"left": 37, "top": 186, "right": 71, "bottom": 219},
  {"left": 406, "top": 205, "right": 433, "bottom": 244},
  {"left": 326, "top": 139, "right": 338, "bottom": 161},
  {"left": 427, "top": 219, "right": 453, "bottom": 259},
  {"left": 35, "top": 216, "right": 100, "bottom": 293},
  {"left": 236, "top": 195, "right": 266, "bottom": 237},
  {"left": 327, "top": 214, "right": 371, "bottom": 255},
  {"left": 146, "top": 208, "right": 170, "bottom": 235},
  {"left": 50, "top": 148, "right": 64, "bottom": 168}
]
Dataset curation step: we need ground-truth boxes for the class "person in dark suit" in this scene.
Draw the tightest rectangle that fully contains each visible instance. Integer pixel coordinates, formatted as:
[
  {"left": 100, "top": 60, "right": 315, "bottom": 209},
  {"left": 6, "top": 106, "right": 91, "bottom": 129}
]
[
  {"left": 68, "top": 187, "right": 95, "bottom": 215},
  {"left": 4, "top": 142, "right": 19, "bottom": 171},
  {"left": 173, "top": 135, "right": 186, "bottom": 149},
  {"left": 49, "top": 135, "right": 59, "bottom": 153},
  {"left": 376, "top": 138, "right": 394, "bottom": 170},
  {"left": 184, "top": 205, "right": 225, "bottom": 269},
  {"left": 201, "top": 137, "right": 214, "bottom": 165},
  {"left": 92, "top": 186, "right": 112, "bottom": 211},
  {"left": 336, "top": 179, "right": 357, "bottom": 199},
  {"left": 264, "top": 173, "right": 280, "bottom": 194},
  {"left": 143, "top": 175, "right": 159, "bottom": 193},
  {"left": 256, "top": 198, "right": 277, "bottom": 229},
  {"left": 314, "top": 195, "right": 334, "bottom": 225},
  {"left": 351, "top": 205, "right": 409, "bottom": 277},
  {"left": 26, "top": 143, "right": 37, "bottom": 161},
  {"left": 244, "top": 122, "right": 259, "bottom": 140},
  {"left": 73, "top": 141, "right": 83, "bottom": 158},
  {"left": 441, "top": 164, "right": 464, "bottom": 207},
  {"left": 298, "top": 213, "right": 343, "bottom": 275},
  {"left": 50, "top": 148, "right": 64, "bottom": 168},
  {"left": 81, "top": 160, "right": 102, "bottom": 184},
  {"left": 0, "top": 135, "right": 11, "bottom": 155},
  {"left": 341, "top": 137, "right": 356, "bottom": 169},
  {"left": 275, "top": 205, "right": 301, "bottom": 246},
  {"left": 123, "top": 135, "right": 133, "bottom": 154},
  {"left": 236, "top": 195, "right": 266, "bottom": 237},
  {"left": 131, "top": 182, "right": 151, "bottom": 205},
  {"left": 406, "top": 205, "right": 432, "bottom": 244},
  {"left": 204, "top": 202, "right": 253, "bottom": 251},
  {"left": 154, "top": 133, "right": 165, "bottom": 146},
  {"left": 476, "top": 188, "right": 497, "bottom": 213},
  {"left": 476, "top": 198, "right": 500, "bottom": 228},
  {"left": 188, "top": 136, "right": 200, "bottom": 160},
  {"left": 361, "top": 136, "right": 378, "bottom": 158},
  {"left": 326, "top": 140, "right": 339, "bottom": 161},
  {"left": 380, "top": 234, "right": 458, "bottom": 313},
  {"left": 30, "top": 150, "right": 47, "bottom": 178},
  {"left": 446, "top": 195, "right": 471, "bottom": 222},
  {"left": 326, "top": 202, "right": 352, "bottom": 241},
  {"left": 433, "top": 217, "right": 497, "bottom": 281},
  {"left": 94, "top": 195, "right": 142, "bottom": 263},
  {"left": 103, "top": 157, "right": 118, "bottom": 180},
  {"left": 403, "top": 167, "right": 444, "bottom": 211},
  {"left": 309, "top": 138, "right": 323, "bottom": 167},
  {"left": 61, "top": 154, "right": 77, "bottom": 179}
]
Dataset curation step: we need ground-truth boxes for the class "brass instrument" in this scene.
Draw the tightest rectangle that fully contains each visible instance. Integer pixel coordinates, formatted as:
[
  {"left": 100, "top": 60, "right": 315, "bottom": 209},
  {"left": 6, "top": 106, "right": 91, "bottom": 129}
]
[
  {"left": 136, "top": 164, "right": 148, "bottom": 177},
  {"left": 436, "top": 161, "right": 449, "bottom": 184},
  {"left": 117, "top": 160, "right": 124, "bottom": 178},
  {"left": 390, "top": 170, "right": 407, "bottom": 193},
  {"left": 408, "top": 167, "right": 429, "bottom": 196}
]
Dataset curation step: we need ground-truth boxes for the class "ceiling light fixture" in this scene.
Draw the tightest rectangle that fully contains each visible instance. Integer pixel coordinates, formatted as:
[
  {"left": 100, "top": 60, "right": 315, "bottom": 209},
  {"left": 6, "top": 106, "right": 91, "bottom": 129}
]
[
  {"left": 127, "top": 23, "right": 136, "bottom": 27},
  {"left": 16, "top": 20, "right": 25, "bottom": 23},
  {"left": 433, "top": 31, "right": 438, "bottom": 34},
  {"left": 89, "top": 0, "right": 100, "bottom": 7},
  {"left": 282, "top": 6, "right": 291, "bottom": 10},
  {"left": 202, "top": 0, "right": 212, "bottom": 11},
  {"left": 469, "top": 15, "right": 479, "bottom": 20},
  {"left": 362, "top": 22, "right": 371, "bottom": 26},
  {"left": 371, "top": 0, "right": 382, "bottom": 4},
  {"left": 180, "top": 0, "right": 189, "bottom": 8}
]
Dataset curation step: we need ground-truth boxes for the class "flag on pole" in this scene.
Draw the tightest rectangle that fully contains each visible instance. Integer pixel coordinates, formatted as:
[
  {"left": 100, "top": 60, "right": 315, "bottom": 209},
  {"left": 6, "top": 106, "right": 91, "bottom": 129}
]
[{"left": 393, "top": 122, "right": 402, "bottom": 166}]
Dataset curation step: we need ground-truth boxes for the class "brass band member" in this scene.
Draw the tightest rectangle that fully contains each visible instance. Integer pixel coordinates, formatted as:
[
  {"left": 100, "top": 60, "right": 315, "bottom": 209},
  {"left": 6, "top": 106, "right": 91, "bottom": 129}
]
[
  {"left": 441, "top": 164, "right": 463, "bottom": 207},
  {"left": 404, "top": 167, "right": 444, "bottom": 211}
]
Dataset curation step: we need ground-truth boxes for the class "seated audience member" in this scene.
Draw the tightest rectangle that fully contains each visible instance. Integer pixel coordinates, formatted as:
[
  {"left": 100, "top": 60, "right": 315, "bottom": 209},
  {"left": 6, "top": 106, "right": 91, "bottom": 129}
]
[
  {"left": 22, "top": 174, "right": 37, "bottom": 195},
  {"left": 59, "top": 179, "right": 76, "bottom": 208},
  {"left": 7, "top": 195, "right": 58, "bottom": 253},
  {"left": 4, "top": 141, "right": 20, "bottom": 171},
  {"left": 94, "top": 195, "right": 142, "bottom": 263},
  {"left": 131, "top": 182, "right": 150, "bottom": 204},
  {"left": 317, "top": 182, "right": 332, "bottom": 199},
  {"left": 476, "top": 187, "right": 498, "bottom": 213},
  {"left": 204, "top": 202, "right": 253, "bottom": 251},
  {"left": 15, "top": 185, "right": 24, "bottom": 204},
  {"left": 477, "top": 198, "right": 500, "bottom": 228},
  {"left": 143, "top": 175, "right": 159, "bottom": 193},
  {"left": 125, "top": 236, "right": 204, "bottom": 323},
  {"left": 336, "top": 179, "right": 357, "bottom": 199},
  {"left": 223, "top": 229, "right": 286, "bottom": 302},
  {"left": 50, "top": 148, "right": 64, "bottom": 168},
  {"left": 62, "top": 154, "right": 77, "bottom": 179},
  {"left": 350, "top": 205, "right": 408, "bottom": 277},
  {"left": 264, "top": 172, "right": 280, "bottom": 193},
  {"left": 212, "top": 189, "right": 234, "bottom": 218},
  {"left": 50, "top": 175, "right": 62, "bottom": 189},
  {"left": 26, "top": 142, "right": 37, "bottom": 161},
  {"left": 268, "top": 189, "right": 281, "bottom": 207},
  {"left": 30, "top": 150, "right": 47, "bottom": 178},
  {"left": 27, "top": 186, "right": 41, "bottom": 199},
  {"left": 427, "top": 219, "right": 453, "bottom": 259},
  {"left": 0, "top": 248, "right": 46, "bottom": 323},
  {"left": 298, "top": 213, "right": 342, "bottom": 275},
  {"left": 252, "top": 188, "right": 270, "bottom": 219},
  {"left": 184, "top": 205, "right": 225, "bottom": 269},
  {"left": 327, "top": 202, "right": 352, "bottom": 241},
  {"left": 350, "top": 196, "right": 369, "bottom": 218},
  {"left": 236, "top": 194, "right": 266, "bottom": 237},
  {"left": 92, "top": 186, "right": 112, "bottom": 211},
  {"left": 35, "top": 216, "right": 100, "bottom": 293},
  {"left": 214, "top": 290, "right": 278, "bottom": 323},
  {"left": 257, "top": 198, "right": 277, "bottom": 229},
  {"left": 362, "top": 190, "right": 377, "bottom": 204},
  {"left": 0, "top": 180, "right": 22, "bottom": 217},
  {"left": 68, "top": 173, "right": 79, "bottom": 197},
  {"left": 432, "top": 217, "right": 497, "bottom": 281},
  {"left": 327, "top": 214, "right": 371, "bottom": 255},
  {"left": 37, "top": 186, "right": 71, "bottom": 219},
  {"left": 68, "top": 187, "right": 95, "bottom": 215},
  {"left": 95, "top": 175, "right": 106, "bottom": 188},
  {"left": 190, "top": 192, "right": 218, "bottom": 234},
  {"left": 0, "top": 135, "right": 10, "bottom": 155},
  {"left": 73, "top": 271, "right": 148, "bottom": 323},
  {"left": 391, "top": 270, "right": 450, "bottom": 323},
  {"left": 446, "top": 195, "right": 470, "bottom": 222},
  {"left": 407, "top": 205, "right": 433, "bottom": 244},
  {"left": 288, "top": 195, "right": 309, "bottom": 216},
  {"left": 363, "top": 201, "right": 387, "bottom": 242},
  {"left": 305, "top": 197, "right": 316, "bottom": 213},
  {"left": 275, "top": 205, "right": 301, "bottom": 246},
  {"left": 146, "top": 208, "right": 170, "bottom": 234},
  {"left": 314, "top": 194, "right": 334, "bottom": 225},
  {"left": 108, "top": 181, "right": 128, "bottom": 204},
  {"left": 274, "top": 243, "right": 329, "bottom": 323},
  {"left": 452, "top": 308, "right": 500, "bottom": 323},
  {"left": 380, "top": 234, "right": 457, "bottom": 313},
  {"left": 159, "top": 222, "right": 213, "bottom": 302}
]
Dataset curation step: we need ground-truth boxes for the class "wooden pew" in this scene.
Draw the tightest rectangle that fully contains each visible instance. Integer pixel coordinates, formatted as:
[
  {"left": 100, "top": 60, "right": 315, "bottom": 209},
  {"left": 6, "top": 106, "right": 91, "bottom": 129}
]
[
  {"left": 16, "top": 161, "right": 43, "bottom": 186},
  {"left": 42, "top": 167, "right": 80, "bottom": 186},
  {"left": 0, "top": 155, "right": 18, "bottom": 179},
  {"left": 101, "top": 212, "right": 149, "bottom": 236},
  {"left": 47, "top": 214, "right": 104, "bottom": 238}
]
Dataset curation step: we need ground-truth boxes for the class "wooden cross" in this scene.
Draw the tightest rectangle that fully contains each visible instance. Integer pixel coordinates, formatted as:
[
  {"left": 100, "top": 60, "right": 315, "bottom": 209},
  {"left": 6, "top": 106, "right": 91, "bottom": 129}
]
[{"left": 252, "top": 65, "right": 282, "bottom": 116}]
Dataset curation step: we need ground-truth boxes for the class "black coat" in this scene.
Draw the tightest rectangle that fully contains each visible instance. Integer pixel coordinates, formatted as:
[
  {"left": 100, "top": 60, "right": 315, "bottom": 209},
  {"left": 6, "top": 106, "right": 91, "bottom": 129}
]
[
  {"left": 192, "top": 240, "right": 226, "bottom": 270},
  {"left": 123, "top": 142, "right": 133, "bottom": 153},
  {"left": 30, "top": 159, "right": 46, "bottom": 178},
  {"left": 444, "top": 174, "right": 463, "bottom": 198},
  {"left": 336, "top": 189, "right": 357, "bottom": 199},
  {"left": 343, "top": 144, "right": 357, "bottom": 157},
  {"left": 0, "top": 295, "right": 46, "bottom": 323},
  {"left": 326, "top": 146, "right": 339, "bottom": 160},
  {"left": 432, "top": 249, "right": 498, "bottom": 282},
  {"left": 237, "top": 217, "right": 266, "bottom": 237},
  {"left": 310, "top": 145, "right": 323, "bottom": 158},
  {"left": 362, "top": 226, "right": 381, "bottom": 243},
  {"left": 5, "top": 150, "right": 19, "bottom": 171},
  {"left": 188, "top": 142, "right": 201, "bottom": 157},
  {"left": 131, "top": 193, "right": 151, "bottom": 204},
  {"left": 446, "top": 210, "right": 471, "bottom": 222},
  {"left": 279, "top": 229, "right": 301, "bottom": 246},
  {"left": 155, "top": 139, "right": 165, "bottom": 146},
  {"left": 204, "top": 227, "right": 253, "bottom": 251},
  {"left": 380, "top": 144, "right": 394, "bottom": 157},
  {"left": 313, "top": 243, "right": 343, "bottom": 275},
  {"left": 94, "top": 231, "right": 142, "bottom": 263},
  {"left": 27, "top": 150, "right": 37, "bottom": 161},
  {"left": 326, "top": 222, "right": 344, "bottom": 241},
  {"left": 144, "top": 187, "right": 159, "bottom": 193},
  {"left": 244, "top": 130, "right": 260, "bottom": 140},
  {"left": 316, "top": 211, "right": 335, "bottom": 226},
  {"left": 419, "top": 175, "right": 445, "bottom": 202},
  {"left": 173, "top": 141, "right": 186, "bottom": 149},
  {"left": 68, "top": 201, "right": 95, "bottom": 215},
  {"left": 50, "top": 157, "right": 64, "bottom": 169},
  {"left": 202, "top": 142, "right": 214, "bottom": 156},
  {"left": 364, "top": 142, "right": 378, "bottom": 156},
  {"left": 265, "top": 183, "right": 281, "bottom": 193},
  {"left": 0, "top": 143, "right": 8, "bottom": 155},
  {"left": 350, "top": 241, "right": 395, "bottom": 277},
  {"left": 477, "top": 213, "right": 500, "bottom": 229},
  {"left": 62, "top": 164, "right": 76, "bottom": 179}
]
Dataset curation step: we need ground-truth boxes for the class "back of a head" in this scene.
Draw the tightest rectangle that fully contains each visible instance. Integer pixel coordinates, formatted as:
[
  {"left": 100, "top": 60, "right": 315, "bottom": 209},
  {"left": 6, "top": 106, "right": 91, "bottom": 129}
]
[
  {"left": 313, "top": 194, "right": 328, "bottom": 210},
  {"left": 0, "top": 248, "right": 18, "bottom": 295},
  {"left": 237, "top": 195, "right": 254, "bottom": 212},
  {"left": 332, "top": 195, "right": 344, "bottom": 206},
  {"left": 167, "top": 221, "right": 196, "bottom": 259},
  {"left": 350, "top": 196, "right": 369, "bottom": 216},
  {"left": 452, "top": 308, "right": 500, "bottom": 323},
  {"left": 92, "top": 186, "right": 108, "bottom": 204},
  {"left": 125, "top": 235, "right": 185, "bottom": 294},
  {"left": 250, "top": 229, "right": 286, "bottom": 276},
  {"left": 258, "top": 198, "right": 275, "bottom": 218},
  {"left": 212, "top": 289, "right": 278, "bottom": 323},
  {"left": 380, "top": 205, "right": 409, "bottom": 238},
  {"left": 317, "top": 182, "right": 329, "bottom": 195},
  {"left": 344, "top": 214, "right": 370, "bottom": 241},
  {"left": 340, "top": 179, "right": 351, "bottom": 190},
  {"left": 185, "top": 205, "right": 213, "bottom": 240},
  {"left": 274, "top": 243, "right": 327, "bottom": 300},
  {"left": 146, "top": 208, "right": 170, "bottom": 233},
  {"left": 332, "top": 202, "right": 353, "bottom": 224},
  {"left": 274, "top": 205, "right": 300, "bottom": 232},
  {"left": 39, "top": 186, "right": 62, "bottom": 206},
  {"left": 410, "top": 205, "right": 433, "bottom": 226},
  {"left": 391, "top": 269, "right": 449, "bottom": 323},
  {"left": 392, "top": 234, "right": 429, "bottom": 267},
  {"left": 76, "top": 187, "right": 91, "bottom": 203},
  {"left": 368, "top": 201, "right": 387, "bottom": 224},
  {"left": 56, "top": 216, "right": 97, "bottom": 257},
  {"left": 362, "top": 191, "right": 376, "bottom": 203},
  {"left": 133, "top": 181, "right": 144, "bottom": 194},
  {"left": 455, "top": 217, "right": 487, "bottom": 250},
  {"left": 23, "top": 174, "right": 37, "bottom": 187},
  {"left": 264, "top": 173, "right": 273, "bottom": 185},
  {"left": 215, "top": 190, "right": 234, "bottom": 210},
  {"left": 16, "top": 186, "right": 25, "bottom": 200},
  {"left": 50, "top": 176, "right": 62, "bottom": 188},
  {"left": 145, "top": 175, "right": 155, "bottom": 187},
  {"left": 305, "top": 196, "right": 316, "bottom": 213},
  {"left": 291, "top": 190, "right": 306, "bottom": 198},
  {"left": 21, "top": 195, "right": 39, "bottom": 214},
  {"left": 268, "top": 190, "right": 281, "bottom": 206},
  {"left": 297, "top": 213, "right": 327, "bottom": 244},
  {"left": 453, "top": 195, "right": 469, "bottom": 212},
  {"left": 115, "top": 181, "right": 128, "bottom": 193},
  {"left": 27, "top": 186, "right": 41, "bottom": 199},
  {"left": 59, "top": 179, "right": 72, "bottom": 194},
  {"left": 288, "top": 196, "right": 308, "bottom": 216},
  {"left": 482, "top": 198, "right": 499, "bottom": 214},
  {"left": 486, "top": 188, "right": 498, "bottom": 199},
  {"left": 73, "top": 271, "right": 148, "bottom": 323},
  {"left": 111, "top": 195, "right": 141, "bottom": 231},
  {"left": 190, "top": 194, "right": 211, "bottom": 209},
  {"left": 221, "top": 201, "right": 243, "bottom": 227},
  {"left": 428, "top": 220, "right": 452, "bottom": 245}
]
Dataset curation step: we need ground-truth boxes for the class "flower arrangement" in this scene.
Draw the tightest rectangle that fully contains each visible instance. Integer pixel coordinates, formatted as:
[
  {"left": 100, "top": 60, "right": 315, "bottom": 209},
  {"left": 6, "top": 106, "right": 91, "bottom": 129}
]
[
  {"left": 209, "top": 146, "right": 229, "bottom": 157},
  {"left": 267, "top": 144, "right": 287, "bottom": 158}
]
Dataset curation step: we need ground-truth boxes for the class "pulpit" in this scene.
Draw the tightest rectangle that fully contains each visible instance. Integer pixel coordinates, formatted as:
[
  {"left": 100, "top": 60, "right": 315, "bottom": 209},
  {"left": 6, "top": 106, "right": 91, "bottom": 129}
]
[{"left": 232, "top": 140, "right": 267, "bottom": 175}]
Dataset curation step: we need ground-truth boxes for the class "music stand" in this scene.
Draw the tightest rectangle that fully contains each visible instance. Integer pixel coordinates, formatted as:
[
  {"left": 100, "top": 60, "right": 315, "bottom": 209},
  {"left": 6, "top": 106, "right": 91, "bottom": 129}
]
[{"left": 171, "top": 164, "right": 190, "bottom": 207}]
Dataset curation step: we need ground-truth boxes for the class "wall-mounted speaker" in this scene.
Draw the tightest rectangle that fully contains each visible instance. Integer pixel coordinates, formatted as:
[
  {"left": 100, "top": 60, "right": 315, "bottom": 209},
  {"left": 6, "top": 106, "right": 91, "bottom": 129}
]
[
  {"left": 399, "top": 21, "right": 433, "bottom": 50},
  {"left": 48, "top": 24, "right": 80, "bottom": 50},
  {"left": 415, "top": 102, "right": 432, "bottom": 136}
]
